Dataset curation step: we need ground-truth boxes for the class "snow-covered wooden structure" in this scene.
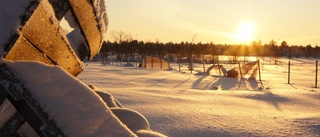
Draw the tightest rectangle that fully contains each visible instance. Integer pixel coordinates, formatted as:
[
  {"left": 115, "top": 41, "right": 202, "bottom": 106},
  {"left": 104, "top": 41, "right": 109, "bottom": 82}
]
[
  {"left": 0, "top": 0, "right": 108, "bottom": 136},
  {"left": 0, "top": 0, "right": 166, "bottom": 136}
]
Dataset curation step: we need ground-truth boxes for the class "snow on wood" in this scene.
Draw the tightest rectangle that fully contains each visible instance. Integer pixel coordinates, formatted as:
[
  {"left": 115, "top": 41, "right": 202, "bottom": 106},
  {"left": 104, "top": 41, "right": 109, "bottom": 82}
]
[
  {"left": 1, "top": 0, "right": 83, "bottom": 76},
  {"left": 68, "top": 0, "right": 104, "bottom": 59},
  {"left": 5, "top": 60, "right": 136, "bottom": 137},
  {"left": 0, "top": 0, "right": 37, "bottom": 49},
  {"left": 92, "top": 0, "right": 109, "bottom": 41}
]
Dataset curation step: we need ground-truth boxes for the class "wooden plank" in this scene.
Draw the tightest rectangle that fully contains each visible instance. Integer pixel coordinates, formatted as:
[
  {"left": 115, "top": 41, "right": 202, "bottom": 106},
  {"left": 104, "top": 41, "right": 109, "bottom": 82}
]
[
  {"left": 5, "top": 36, "right": 53, "bottom": 65},
  {"left": 0, "top": 63, "right": 65, "bottom": 137},
  {"left": 69, "top": 0, "right": 102, "bottom": 59},
  {"left": 0, "top": 85, "right": 7, "bottom": 105},
  {"left": 0, "top": 112, "right": 26, "bottom": 136},
  {"left": 21, "top": 0, "right": 83, "bottom": 76}
]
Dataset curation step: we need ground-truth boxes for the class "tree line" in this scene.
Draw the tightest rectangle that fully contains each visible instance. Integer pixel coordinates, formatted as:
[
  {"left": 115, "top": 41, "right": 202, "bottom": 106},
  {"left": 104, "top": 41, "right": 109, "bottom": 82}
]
[{"left": 95, "top": 31, "right": 320, "bottom": 64}]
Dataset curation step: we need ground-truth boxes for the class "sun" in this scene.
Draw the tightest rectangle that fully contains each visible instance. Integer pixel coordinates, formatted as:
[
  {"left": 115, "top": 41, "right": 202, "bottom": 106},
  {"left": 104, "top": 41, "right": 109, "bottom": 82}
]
[{"left": 236, "top": 22, "right": 255, "bottom": 43}]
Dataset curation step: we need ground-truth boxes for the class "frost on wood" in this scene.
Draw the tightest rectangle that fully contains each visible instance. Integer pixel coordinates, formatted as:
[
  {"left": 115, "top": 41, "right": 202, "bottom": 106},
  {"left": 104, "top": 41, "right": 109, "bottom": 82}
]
[
  {"left": 1, "top": 0, "right": 83, "bottom": 76},
  {"left": 92, "top": 0, "right": 109, "bottom": 41},
  {"left": 68, "top": 0, "right": 105, "bottom": 59},
  {"left": 0, "top": 0, "right": 140, "bottom": 136}
]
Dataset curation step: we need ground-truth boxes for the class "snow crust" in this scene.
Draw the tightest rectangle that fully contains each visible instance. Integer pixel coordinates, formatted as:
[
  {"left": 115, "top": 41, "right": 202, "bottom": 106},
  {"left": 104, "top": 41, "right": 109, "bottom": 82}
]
[
  {"left": 5, "top": 60, "right": 136, "bottom": 137},
  {"left": 78, "top": 58, "right": 320, "bottom": 137}
]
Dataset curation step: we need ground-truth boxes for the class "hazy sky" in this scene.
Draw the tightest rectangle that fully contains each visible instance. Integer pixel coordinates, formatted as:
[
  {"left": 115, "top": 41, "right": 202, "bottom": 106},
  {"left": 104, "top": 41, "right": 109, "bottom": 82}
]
[{"left": 106, "top": 0, "right": 320, "bottom": 46}]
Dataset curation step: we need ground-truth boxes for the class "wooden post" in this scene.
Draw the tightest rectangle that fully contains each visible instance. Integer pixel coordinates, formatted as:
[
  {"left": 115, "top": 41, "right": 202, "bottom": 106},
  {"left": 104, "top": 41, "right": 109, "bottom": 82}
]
[
  {"left": 217, "top": 56, "right": 221, "bottom": 76},
  {"left": 190, "top": 56, "right": 193, "bottom": 74},
  {"left": 315, "top": 60, "right": 318, "bottom": 88},
  {"left": 190, "top": 61, "right": 193, "bottom": 74},
  {"left": 144, "top": 56, "right": 147, "bottom": 68},
  {"left": 238, "top": 61, "right": 243, "bottom": 78},
  {"left": 202, "top": 56, "right": 206, "bottom": 72},
  {"left": 258, "top": 59, "right": 261, "bottom": 82},
  {"left": 178, "top": 57, "right": 181, "bottom": 72},
  {"left": 288, "top": 61, "right": 291, "bottom": 84}
]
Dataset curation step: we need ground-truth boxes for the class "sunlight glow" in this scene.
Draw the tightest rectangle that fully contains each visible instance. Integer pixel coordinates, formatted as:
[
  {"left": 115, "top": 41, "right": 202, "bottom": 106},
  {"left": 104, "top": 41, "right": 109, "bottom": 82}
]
[{"left": 236, "top": 22, "right": 255, "bottom": 43}]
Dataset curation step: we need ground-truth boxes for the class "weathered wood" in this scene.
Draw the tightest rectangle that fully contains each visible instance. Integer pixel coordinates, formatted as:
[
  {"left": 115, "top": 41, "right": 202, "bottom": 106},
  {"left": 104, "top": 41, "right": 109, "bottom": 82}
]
[
  {"left": 0, "top": 112, "right": 26, "bottom": 136},
  {"left": 0, "top": 86, "right": 7, "bottom": 105},
  {"left": 68, "top": 0, "right": 103, "bottom": 59},
  {"left": 0, "top": 64, "right": 65, "bottom": 137},
  {"left": 4, "top": 0, "right": 83, "bottom": 76},
  {"left": 288, "top": 61, "right": 291, "bottom": 84},
  {"left": 315, "top": 60, "right": 318, "bottom": 88}
]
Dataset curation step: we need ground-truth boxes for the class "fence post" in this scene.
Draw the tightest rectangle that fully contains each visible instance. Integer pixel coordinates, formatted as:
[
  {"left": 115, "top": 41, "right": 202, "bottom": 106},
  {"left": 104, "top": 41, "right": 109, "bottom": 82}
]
[
  {"left": 288, "top": 61, "right": 291, "bottom": 84},
  {"left": 258, "top": 59, "right": 261, "bottom": 82},
  {"left": 238, "top": 61, "right": 243, "bottom": 78},
  {"left": 315, "top": 60, "right": 318, "bottom": 88},
  {"left": 217, "top": 56, "right": 221, "bottom": 76},
  {"left": 178, "top": 57, "right": 181, "bottom": 71}
]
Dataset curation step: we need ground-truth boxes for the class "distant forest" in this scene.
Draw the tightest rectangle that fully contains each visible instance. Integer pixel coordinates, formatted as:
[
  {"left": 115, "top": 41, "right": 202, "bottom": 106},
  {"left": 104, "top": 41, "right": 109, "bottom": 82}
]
[{"left": 95, "top": 31, "right": 320, "bottom": 64}]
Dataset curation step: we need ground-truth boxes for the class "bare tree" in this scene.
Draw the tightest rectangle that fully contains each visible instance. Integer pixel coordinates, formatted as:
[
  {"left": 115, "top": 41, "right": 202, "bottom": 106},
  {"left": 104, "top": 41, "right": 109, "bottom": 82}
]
[{"left": 110, "top": 30, "right": 125, "bottom": 43}]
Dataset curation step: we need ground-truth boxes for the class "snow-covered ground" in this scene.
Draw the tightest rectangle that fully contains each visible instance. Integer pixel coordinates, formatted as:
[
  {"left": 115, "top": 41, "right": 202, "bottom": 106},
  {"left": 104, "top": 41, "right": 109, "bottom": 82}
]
[{"left": 78, "top": 58, "right": 320, "bottom": 137}]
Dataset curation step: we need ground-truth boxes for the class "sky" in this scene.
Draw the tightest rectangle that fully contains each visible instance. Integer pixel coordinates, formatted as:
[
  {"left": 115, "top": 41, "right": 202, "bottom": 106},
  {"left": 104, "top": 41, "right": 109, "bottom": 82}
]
[{"left": 106, "top": 0, "right": 320, "bottom": 46}]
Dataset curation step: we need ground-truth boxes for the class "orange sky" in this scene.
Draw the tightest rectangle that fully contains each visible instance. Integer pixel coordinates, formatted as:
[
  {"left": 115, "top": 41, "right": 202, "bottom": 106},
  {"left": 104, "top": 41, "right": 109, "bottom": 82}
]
[{"left": 106, "top": 0, "right": 320, "bottom": 46}]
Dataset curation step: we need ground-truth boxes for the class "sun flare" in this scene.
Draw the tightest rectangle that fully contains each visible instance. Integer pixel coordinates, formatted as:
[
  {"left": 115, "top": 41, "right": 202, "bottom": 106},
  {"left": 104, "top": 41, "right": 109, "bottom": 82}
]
[{"left": 236, "top": 22, "right": 255, "bottom": 43}]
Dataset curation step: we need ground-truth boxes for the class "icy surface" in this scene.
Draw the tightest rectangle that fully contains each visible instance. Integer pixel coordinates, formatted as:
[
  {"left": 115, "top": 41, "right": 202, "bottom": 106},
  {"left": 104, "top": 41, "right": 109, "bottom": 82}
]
[{"left": 5, "top": 60, "right": 136, "bottom": 137}]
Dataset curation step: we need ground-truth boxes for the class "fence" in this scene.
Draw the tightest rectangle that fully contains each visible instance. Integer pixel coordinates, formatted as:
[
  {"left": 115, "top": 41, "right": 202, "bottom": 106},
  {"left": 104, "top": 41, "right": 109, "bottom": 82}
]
[
  {"left": 287, "top": 60, "right": 319, "bottom": 88},
  {"left": 89, "top": 55, "right": 320, "bottom": 88}
]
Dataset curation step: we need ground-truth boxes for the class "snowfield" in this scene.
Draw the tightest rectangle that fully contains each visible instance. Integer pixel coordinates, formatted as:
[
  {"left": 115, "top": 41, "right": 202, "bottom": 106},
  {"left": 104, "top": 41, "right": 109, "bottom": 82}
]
[{"left": 78, "top": 58, "right": 320, "bottom": 137}]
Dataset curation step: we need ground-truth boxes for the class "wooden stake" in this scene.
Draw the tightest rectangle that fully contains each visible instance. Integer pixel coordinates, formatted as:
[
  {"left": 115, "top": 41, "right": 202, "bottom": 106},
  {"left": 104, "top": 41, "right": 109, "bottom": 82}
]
[
  {"left": 217, "top": 56, "right": 221, "bottom": 76},
  {"left": 288, "top": 61, "right": 291, "bottom": 84},
  {"left": 178, "top": 57, "right": 181, "bottom": 72},
  {"left": 238, "top": 61, "right": 243, "bottom": 78},
  {"left": 258, "top": 59, "right": 261, "bottom": 82},
  {"left": 315, "top": 60, "right": 318, "bottom": 88},
  {"left": 202, "top": 56, "right": 206, "bottom": 72}
]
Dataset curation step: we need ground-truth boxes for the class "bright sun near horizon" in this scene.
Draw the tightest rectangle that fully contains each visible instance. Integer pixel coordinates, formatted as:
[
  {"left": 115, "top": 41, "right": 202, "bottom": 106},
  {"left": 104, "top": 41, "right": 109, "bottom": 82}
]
[{"left": 236, "top": 22, "right": 256, "bottom": 44}]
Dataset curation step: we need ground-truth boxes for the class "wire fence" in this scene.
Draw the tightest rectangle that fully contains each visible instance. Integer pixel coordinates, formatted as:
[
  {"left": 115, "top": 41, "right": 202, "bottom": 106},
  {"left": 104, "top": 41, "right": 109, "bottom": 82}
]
[
  {"left": 88, "top": 55, "right": 320, "bottom": 88},
  {"left": 286, "top": 60, "right": 319, "bottom": 88}
]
